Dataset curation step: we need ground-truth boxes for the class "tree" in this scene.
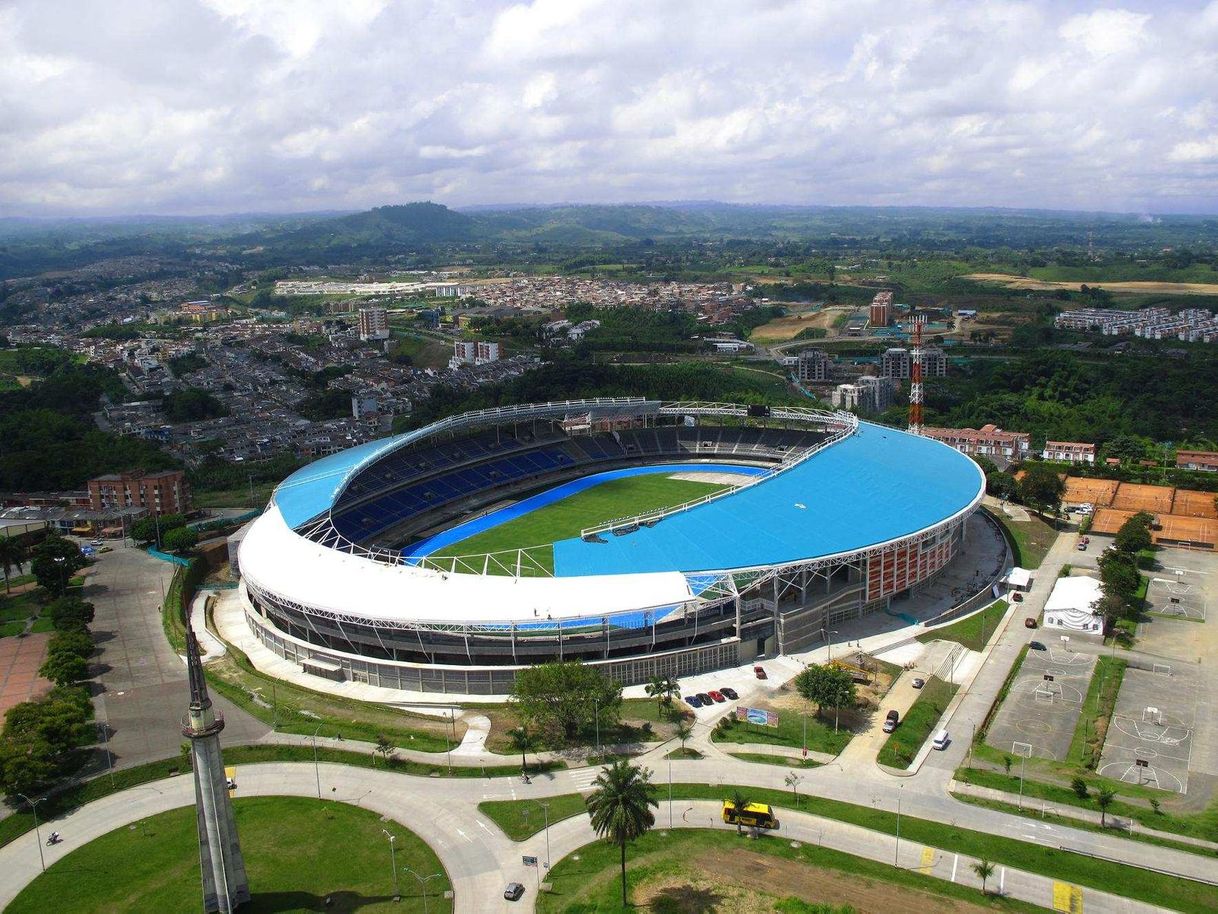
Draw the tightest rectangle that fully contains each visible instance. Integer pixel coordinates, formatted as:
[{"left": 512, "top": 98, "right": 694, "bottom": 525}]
[
  {"left": 373, "top": 734, "right": 394, "bottom": 766},
  {"left": 29, "top": 536, "right": 85, "bottom": 597},
  {"left": 162, "top": 526, "right": 198, "bottom": 554},
  {"left": 1094, "top": 592, "right": 1130, "bottom": 632},
  {"left": 793, "top": 664, "right": 856, "bottom": 721},
  {"left": 1071, "top": 777, "right": 1089, "bottom": 800},
  {"left": 48, "top": 629, "right": 94, "bottom": 660},
  {"left": 986, "top": 471, "right": 1019, "bottom": 501},
  {"left": 1097, "top": 787, "right": 1116, "bottom": 827},
  {"left": 132, "top": 513, "right": 187, "bottom": 546},
  {"left": 1114, "top": 511, "right": 1154, "bottom": 554},
  {"left": 508, "top": 726, "right": 537, "bottom": 773},
  {"left": 1099, "top": 550, "right": 1141, "bottom": 604},
  {"left": 511, "top": 661, "right": 622, "bottom": 742},
  {"left": 1018, "top": 463, "right": 1065, "bottom": 518},
  {"left": 39, "top": 651, "right": 89, "bottom": 687},
  {"left": 0, "top": 536, "right": 25, "bottom": 595},
  {"left": 584, "top": 759, "right": 658, "bottom": 907},
  {"left": 47, "top": 596, "right": 95, "bottom": 632},
  {"left": 784, "top": 772, "right": 802, "bottom": 805},
  {"left": 728, "top": 789, "right": 753, "bottom": 837},
  {"left": 1004, "top": 755, "right": 1013, "bottom": 776},
  {"left": 674, "top": 721, "right": 692, "bottom": 752},
  {"left": 972, "top": 859, "right": 996, "bottom": 895},
  {"left": 973, "top": 455, "right": 999, "bottom": 476}
]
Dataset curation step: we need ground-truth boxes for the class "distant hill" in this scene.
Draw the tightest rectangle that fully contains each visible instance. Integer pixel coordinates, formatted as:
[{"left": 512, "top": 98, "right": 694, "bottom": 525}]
[{"left": 268, "top": 202, "right": 477, "bottom": 252}]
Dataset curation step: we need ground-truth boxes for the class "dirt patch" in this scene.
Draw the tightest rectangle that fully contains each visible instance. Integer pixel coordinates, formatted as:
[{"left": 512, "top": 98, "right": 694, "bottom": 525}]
[
  {"left": 964, "top": 274, "right": 1218, "bottom": 296},
  {"left": 750, "top": 306, "right": 844, "bottom": 342},
  {"left": 633, "top": 848, "right": 994, "bottom": 914}
]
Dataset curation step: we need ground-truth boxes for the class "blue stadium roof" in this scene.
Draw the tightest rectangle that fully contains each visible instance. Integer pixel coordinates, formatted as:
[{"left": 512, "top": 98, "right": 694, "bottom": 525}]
[
  {"left": 551, "top": 422, "right": 984, "bottom": 576},
  {"left": 273, "top": 437, "right": 402, "bottom": 529}
]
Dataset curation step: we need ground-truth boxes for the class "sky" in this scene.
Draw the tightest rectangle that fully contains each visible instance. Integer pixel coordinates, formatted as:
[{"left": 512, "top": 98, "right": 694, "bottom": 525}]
[{"left": 2, "top": 0, "right": 1217, "bottom": 217}]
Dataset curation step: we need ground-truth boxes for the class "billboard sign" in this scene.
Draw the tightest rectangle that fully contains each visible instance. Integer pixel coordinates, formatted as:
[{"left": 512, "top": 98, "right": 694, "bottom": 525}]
[{"left": 736, "top": 706, "right": 778, "bottom": 728}]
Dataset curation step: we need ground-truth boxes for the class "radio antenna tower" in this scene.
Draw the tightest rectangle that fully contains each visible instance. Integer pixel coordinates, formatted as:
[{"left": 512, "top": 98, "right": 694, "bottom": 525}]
[
  {"left": 183, "top": 625, "right": 250, "bottom": 913},
  {"left": 908, "top": 313, "right": 926, "bottom": 435}
]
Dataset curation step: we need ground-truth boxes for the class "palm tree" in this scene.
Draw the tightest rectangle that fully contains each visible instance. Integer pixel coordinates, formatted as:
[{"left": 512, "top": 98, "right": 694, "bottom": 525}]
[
  {"left": 644, "top": 675, "right": 667, "bottom": 711},
  {"left": 0, "top": 536, "right": 25, "bottom": 596},
  {"left": 1097, "top": 787, "right": 1116, "bottom": 827},
  {"left": 660, "top": 676, "right": 680, "bottom": 707},
  {"left": 508, "top": 725, "right": 537, "bottom": 775},
  {"left": 585, "top": 759, "right": 658, "bottom": 907},
  {"left": 729, "top": 788, "right": 752, "bottom": 837},
  {"left": 675, "top": 721, "right": 692, "bottom": 752},
  {"left": 971, "top": 859, "right": 995, "bottom": 895}
]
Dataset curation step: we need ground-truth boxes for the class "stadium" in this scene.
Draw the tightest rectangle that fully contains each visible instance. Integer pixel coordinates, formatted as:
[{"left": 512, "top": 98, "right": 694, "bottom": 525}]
[{"left": 235, "top": 399, "right": 988, "bottom": 695}]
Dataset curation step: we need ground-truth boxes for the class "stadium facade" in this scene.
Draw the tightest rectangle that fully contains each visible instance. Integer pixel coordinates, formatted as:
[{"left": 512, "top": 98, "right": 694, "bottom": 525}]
[{"left": 236, "top": 399, "right": 986, "bottom": 695}]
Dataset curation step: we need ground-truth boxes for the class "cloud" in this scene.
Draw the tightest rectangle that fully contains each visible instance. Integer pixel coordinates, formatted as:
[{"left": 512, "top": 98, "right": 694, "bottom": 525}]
[{"left": 0, "top": 0, "right": 1215, "bottom": 215}]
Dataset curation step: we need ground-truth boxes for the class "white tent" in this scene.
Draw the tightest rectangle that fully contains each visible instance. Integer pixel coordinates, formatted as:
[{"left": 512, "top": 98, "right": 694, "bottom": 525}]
[
  {"left": 1043, "top": 576, "right": 1103, "bottom": 635},
  {"left": 1001, "top": 567, "right": 1033, "bottom": 591}
]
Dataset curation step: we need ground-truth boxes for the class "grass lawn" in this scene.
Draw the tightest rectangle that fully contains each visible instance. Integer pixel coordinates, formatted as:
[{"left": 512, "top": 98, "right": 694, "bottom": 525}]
[
  {"left": 919, "top": 600, "right": 1008, "bottom": 652},
  {"left": 990, "top": 509, "right": 1057, "bottom": 569},
  {"left": 193, "top": 483, "right": 276, "bottom": 511},
  {"left": 711, "top": 706, "right": 852, "bottom": 755},
  {"left": 1068, "top": 655, "right": 1126, "bottom": 769},
  {"left": 8, "top": 796, "right": 451, "bottom": 914},
  {"left": 487, "top": 785, "right": 1218, "bottom": 913},
  {"left": 0, "top": 587, "right": 48, "bottom": 638},
  {"left": 877, "top": 676, "right": 958, "bottom": 769},
  {"left": 537, "top": 828, "right": 1041, "bottom": 913},
  {"left": 728, "top": 751, "right": 822, "bottom": 769},
  {"left": 430, "top": 474, "right": 727, "bottom": 566}
]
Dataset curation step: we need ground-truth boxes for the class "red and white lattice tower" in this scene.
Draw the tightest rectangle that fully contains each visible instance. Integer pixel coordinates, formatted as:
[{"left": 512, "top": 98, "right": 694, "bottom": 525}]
[{"left": 908, "top": 314, "right": 926, "bottom": 435}]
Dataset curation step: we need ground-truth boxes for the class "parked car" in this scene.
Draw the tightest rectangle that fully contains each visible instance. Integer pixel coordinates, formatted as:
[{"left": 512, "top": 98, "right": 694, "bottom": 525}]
[
  {"left": 90, "top": 539, "right": 103, "bottom": 546},
  {"left": 883, "top": 709, "right": 900, "bottom": 733},
  {"left": 1029, "top": 641, "right": 1046, "bottom": 651},
  {"left": 753, "top": 665, "right": 768, "bottom": 680},
  {"left": 1024, "top": 617, "right": 1037, "bottom": 629},
  {"left": 696, "top": 693, "right": 713, "bottom": 706},
  {"left": 720, "top": 687, "right": 739, "bottom": 701},
  {"left": 685, "top": 694, "right": 703, "bottom": 709},
  {"left": 911, "top": 677, "right": 925, "bottom": 689},
  {"left": 504, "top": 882, "right": 525, "bottom": 901},
  {"left": 1077, "top": 541, "right": 1088, "bottom": 551},
  {"left": 932, "top": 729, "right": 950, "bottom": 750},
  {"left": 708, "top": 690, "right": 726, "bottom": 703},
  {"left": 1012, "top": 591, "right": 1023, "bottom": 602}
]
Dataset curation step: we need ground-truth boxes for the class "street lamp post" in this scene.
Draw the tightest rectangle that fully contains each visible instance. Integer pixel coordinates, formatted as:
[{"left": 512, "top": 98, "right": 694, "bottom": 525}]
[
  {"left": 533, "top": 801, "right": 551, "bottom": 869},
  {"left": 593, "top": 696, "right": 601, "bottom": 760},
  {"left": 311, "top": 722, "right": 324, "bottom": 799},
  {"left": 403, "top": 868, "right": 443, "bottom": 914},
  {"left": 17, "top": 793, "right": 47, "bottom": 873},
  {"left": 894, "top": 787, "right": 902, "bottom": 866},
  {"left": 668, "top": 755, "right": 673, "bottom": 829},
  {"left": 382, "top": 830, "right": 401, "bottom": 900},
  {"left": 98, "top": 718, "right": 115, "bottom": 788}
]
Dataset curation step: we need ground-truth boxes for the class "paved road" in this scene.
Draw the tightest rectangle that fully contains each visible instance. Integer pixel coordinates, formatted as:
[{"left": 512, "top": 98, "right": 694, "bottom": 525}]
[{"left": 84, "top": 544, "right": 267, "bottom": 770}]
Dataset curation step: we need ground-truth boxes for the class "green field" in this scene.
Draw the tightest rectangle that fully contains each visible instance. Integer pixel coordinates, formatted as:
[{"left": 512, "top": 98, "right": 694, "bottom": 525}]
[
  {"left": 9, "top": 796, "right": 451, "bottom": 914},
  {"left": 427, "top": 473, "right": 728, "bottom": 570}
]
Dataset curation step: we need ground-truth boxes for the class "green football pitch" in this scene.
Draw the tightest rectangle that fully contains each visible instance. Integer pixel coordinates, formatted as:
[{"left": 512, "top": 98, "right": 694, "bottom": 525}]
[{"left": 427, "top": 473, "right": 727, "bottom": 573}]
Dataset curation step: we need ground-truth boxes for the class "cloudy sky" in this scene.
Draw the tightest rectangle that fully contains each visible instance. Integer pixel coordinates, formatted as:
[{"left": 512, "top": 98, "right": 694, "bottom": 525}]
[{"left": 3, "top": 0, "right": 1217, "bottom": 216}]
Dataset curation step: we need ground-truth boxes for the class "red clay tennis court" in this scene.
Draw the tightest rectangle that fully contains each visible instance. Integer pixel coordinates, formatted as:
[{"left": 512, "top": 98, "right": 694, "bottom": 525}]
[
  {"left": 1112, "top": 482, "right": 1176, "bottom": 514},
  {"left": 1171, "top": 489, "right": 1218, "bottom": 519},
  {"left": 1064, "top": 477, "right": 1119, "bottom": 506},
  {"left": 0, "top": 633, "right": 53, "bottom": 724}
]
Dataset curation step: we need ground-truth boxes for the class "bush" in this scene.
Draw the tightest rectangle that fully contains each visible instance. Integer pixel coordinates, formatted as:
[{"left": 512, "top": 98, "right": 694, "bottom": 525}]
[
  {"left": 39, "top": 652, "right": 89, "bottom": 686},
  {"left": 0, "top": 686, "right": 94, "bottom": 797},
  {"left": 47, "top": 629, "right": 94, "bottom": 660},
  {"left": 1071, "top": 777, "right": 1090, "bottom": 800},
  {"left": 162, "top": 526, "right": 198, "bottom": 554},
  {"left": 47, "top": 596, "right": 95, "bottom": 632}
]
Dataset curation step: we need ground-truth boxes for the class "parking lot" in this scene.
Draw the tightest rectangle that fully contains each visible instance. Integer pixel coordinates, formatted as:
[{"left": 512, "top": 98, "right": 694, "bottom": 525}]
[
  {"left": 1098, "top": 664, "right": 1196, "bottom": 794},
  {"left": 986, "top": 644, "right": 1095, "bottom": 761}
]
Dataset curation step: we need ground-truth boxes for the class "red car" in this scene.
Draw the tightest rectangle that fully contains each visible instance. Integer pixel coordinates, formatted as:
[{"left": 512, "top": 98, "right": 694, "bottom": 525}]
[
  {"left": 707, "top": 690, "right": 725, "bottom": 703},
  {"left": 753, "top": 665, "right": 767, "bottom": 680},
  {"left": 1024, "top": 617, "right": 1038, "bottom": 629}
]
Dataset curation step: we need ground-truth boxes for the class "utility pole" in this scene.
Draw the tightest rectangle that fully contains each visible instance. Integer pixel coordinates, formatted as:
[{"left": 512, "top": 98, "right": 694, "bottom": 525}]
[
  {"left": 894, "top": 787, "right": 903, "bottom": 866},
  {"left": 312, "top": 722, "right": 324, "bottom": 799},
  {"left": 382, "top": 830, "right": 400, "bottom": 901}
]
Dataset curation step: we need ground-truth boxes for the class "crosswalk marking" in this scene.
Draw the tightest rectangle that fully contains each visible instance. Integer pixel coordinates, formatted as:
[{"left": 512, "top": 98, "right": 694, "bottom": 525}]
[
  {"left": 570, "top": 768, "right": 602, "bottom": 792},
  {"left": 918, "top": 847, "right": 935, "bottom": 875},
  {"left": 1053, "top": 881, "right": 1083, "bottom": 913}
]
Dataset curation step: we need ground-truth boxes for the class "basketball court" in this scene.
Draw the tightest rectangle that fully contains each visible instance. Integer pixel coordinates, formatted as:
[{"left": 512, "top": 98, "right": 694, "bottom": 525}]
[
  {"left": 986, "top": 645, "right": 1095, "bottom": 761},
  {"left": 1098, "top": 665, "right": 1196, "bottom": 794},
  {"left": 1146, "top": 570, "right": 1207, "bottom": 621}
]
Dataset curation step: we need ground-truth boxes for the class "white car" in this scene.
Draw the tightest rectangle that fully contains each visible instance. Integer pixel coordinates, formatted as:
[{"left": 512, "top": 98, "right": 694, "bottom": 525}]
[{"left": 90, "top": 539, "right": 103, "bottom": 546}]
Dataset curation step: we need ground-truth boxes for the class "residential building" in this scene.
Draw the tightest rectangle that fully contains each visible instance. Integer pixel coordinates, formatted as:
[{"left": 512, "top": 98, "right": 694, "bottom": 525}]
[
  {"left": 869, "top": 291, "right": 893, "bottom": 328},
  {"left": 476, "top": 341, "right": 501, "bottom": 364},
  {"left": 179, "top": 300, "right": 228, "bottom": 323},
  {"left": 796, "top": 349, "right": 832, "bottom": 382},
  {"left": 88, "top": 469, "right": 190, "bottom": 515},
  {"left": 880, "top": 346, "right": 947, "bottom": 379},
  {"left": 830, "top": 376, "right": 894, "bottom": 413},
  {"left": 1043, "top": 441, "right": 1096, "bottom": 464},
  {"left": 1176, "top": 450, "right": 1218, "bottom": 472},
  {"left": 357, "top": 307, "right": 390, "bottom": 341},
  {"left": 922, "top": 424, "right": 1031, "bottom": 462}
]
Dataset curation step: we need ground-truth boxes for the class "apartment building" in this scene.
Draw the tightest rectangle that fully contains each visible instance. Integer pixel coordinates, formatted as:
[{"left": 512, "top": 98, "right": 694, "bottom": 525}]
[
  {"left": 358, "top": 307, "right": 390, "bottom": 341},
  {"left": 1176, "top": 450, "right": 1218, "bottom": 472},
  {"left": 869, "top": 291, "right": 893, "bottom": 328},
  {"left": 830, "top": 376, "right": 895, "bottom": 413},
  {"left": 796, "top": 349, "right": 832, "bottom": 382},
  {"left": 922, "top": 424, "right": 1031, "bottom": 462},
  {"left": 880, "top": 346, "right": 947, "bottom": 379},
  {"left": 88, "top": 470, "right": 190, "bottom": 515},
  {"left": 1042, "top": 441, "right": 1097, "bottom": 464}
]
